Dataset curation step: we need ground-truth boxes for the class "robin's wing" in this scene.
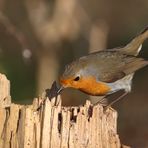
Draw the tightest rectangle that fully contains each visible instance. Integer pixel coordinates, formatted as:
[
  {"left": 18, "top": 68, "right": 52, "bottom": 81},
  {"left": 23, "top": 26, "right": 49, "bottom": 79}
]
[
  {"left": 98, "top": 71, "right": 125, "bottom": 83},
  {"left": 98, "top": 56, "right": 148, "bottom": 83}
]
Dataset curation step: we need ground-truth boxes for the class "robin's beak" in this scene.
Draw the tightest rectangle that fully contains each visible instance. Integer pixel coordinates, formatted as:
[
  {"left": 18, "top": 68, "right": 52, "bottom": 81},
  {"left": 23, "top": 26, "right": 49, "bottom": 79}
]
[{"left": 57, "top": 85, "right": 64, "bottom": 94}]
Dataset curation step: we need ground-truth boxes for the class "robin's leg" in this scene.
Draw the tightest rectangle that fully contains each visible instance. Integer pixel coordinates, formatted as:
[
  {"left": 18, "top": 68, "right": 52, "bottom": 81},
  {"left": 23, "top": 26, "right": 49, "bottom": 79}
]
[
  {"left": 94, "top": 96, "right": 108, "bottom": 106},
  {"left": 105, "top": 91, "right": 128, "bottom": 108}
]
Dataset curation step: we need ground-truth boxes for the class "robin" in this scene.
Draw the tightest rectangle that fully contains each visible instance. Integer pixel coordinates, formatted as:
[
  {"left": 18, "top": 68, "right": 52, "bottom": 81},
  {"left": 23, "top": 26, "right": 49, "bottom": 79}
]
[{"left": 59, "top": 26, "right": 148, "bottom": 106}]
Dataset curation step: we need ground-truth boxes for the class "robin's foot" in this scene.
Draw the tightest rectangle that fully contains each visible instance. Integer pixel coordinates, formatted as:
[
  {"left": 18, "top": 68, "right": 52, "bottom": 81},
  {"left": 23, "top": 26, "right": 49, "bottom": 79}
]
[
  {"left": 103, "top": 91, "right": 128, "bottom": 110},
  {"left": 93, "top": 97, "right": 108, "bottom": 106}
]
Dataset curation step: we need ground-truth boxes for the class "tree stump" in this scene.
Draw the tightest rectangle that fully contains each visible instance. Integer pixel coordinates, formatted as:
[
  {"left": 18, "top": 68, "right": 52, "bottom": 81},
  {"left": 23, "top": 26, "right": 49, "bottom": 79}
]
[{"left": 0, "top": 73, "right": 130, "bottom": 148}]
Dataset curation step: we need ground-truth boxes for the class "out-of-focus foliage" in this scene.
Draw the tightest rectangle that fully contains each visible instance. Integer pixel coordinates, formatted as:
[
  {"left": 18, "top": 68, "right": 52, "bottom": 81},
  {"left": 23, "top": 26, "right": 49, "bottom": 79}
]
[{"left": 0, "top": 0, "right": 148, "bottom": 147}]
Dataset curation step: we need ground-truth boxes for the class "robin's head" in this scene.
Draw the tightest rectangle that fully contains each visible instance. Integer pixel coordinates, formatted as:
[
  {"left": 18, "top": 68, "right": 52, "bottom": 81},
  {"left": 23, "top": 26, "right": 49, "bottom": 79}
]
[{"left": 60, "top": 59, "right": 85, "bottom": 89}]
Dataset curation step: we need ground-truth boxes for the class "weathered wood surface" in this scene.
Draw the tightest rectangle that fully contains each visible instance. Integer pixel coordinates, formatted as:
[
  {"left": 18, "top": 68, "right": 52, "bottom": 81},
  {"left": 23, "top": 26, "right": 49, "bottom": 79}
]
[
  {"left": 0, "top": 74, "right": 11, "bottom": 108},
  {"left": 0, "top": 73, "right": 130, "bottom": 148}
]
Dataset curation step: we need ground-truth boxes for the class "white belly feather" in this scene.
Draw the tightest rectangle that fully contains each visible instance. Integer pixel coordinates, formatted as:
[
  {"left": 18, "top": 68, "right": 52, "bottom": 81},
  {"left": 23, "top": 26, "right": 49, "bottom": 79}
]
[{"left": 107, "top": 74, "right": 134, "bottom": 94}]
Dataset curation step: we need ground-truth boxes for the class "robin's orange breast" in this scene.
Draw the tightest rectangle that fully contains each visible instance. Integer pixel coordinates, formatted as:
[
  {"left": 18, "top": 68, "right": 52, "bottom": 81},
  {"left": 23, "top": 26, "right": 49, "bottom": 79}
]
[{"left": 60, "top": 76, "right": 111, "bottom": 96}]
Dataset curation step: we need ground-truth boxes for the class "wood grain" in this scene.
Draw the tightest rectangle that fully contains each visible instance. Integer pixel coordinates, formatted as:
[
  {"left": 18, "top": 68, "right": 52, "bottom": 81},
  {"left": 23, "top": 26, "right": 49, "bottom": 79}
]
[{"left": 0, "top": 73, "right": 130, "bottom": 148}]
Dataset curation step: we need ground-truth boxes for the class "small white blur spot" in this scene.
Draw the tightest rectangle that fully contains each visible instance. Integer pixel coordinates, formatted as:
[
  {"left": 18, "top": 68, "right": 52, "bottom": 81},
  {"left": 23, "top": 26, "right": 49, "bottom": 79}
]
[{"left": 22, "top": 49, "right": 32, "bottom": 59}]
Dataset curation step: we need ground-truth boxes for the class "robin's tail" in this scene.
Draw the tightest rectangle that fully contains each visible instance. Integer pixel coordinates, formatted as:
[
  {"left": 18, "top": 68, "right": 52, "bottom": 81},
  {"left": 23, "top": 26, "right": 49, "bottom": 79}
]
[{"left": 121, "top": 26, "right": 148, "bottom": 56}]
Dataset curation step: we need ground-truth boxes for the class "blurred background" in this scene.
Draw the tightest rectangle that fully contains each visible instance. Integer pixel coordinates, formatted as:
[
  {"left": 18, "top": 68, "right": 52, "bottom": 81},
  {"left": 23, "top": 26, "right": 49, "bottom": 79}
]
[{"left": 0, "top": 0, "right": 147, "bottom": 147}]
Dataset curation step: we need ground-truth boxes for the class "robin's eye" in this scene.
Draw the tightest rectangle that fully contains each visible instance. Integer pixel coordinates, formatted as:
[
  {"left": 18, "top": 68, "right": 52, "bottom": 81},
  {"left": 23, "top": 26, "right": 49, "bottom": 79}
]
[{"left": 74, "top": 76, "right": 80, "bottom": 81}]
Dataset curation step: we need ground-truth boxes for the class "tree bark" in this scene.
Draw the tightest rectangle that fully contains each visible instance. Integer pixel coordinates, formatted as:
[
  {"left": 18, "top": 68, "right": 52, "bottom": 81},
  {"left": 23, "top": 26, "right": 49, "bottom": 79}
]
[{"left": 0, "top": 73, "right": 130, "bottom": 148}]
